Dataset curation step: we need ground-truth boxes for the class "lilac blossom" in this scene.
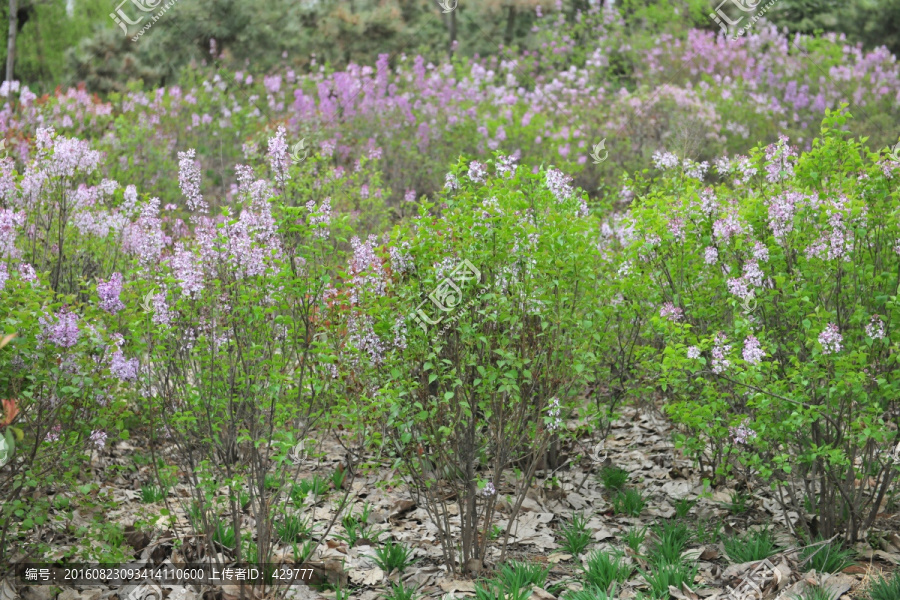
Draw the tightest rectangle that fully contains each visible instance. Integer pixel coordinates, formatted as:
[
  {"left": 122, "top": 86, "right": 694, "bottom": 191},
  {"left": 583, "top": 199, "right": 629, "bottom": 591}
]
[
  {"left": 19, "top": 263, "right": 37, "bottom": 283},
  {"left": 704, "top": 246, "right": 718, "bottom": 265},
  {"left": 97, "top": 273, "right": 125, "bottom": 314},
  {"left": 729, "top": 419, "right": 757, "bottom": 445},
  {"left": 866, "top": 316, "right": 886, "bottom": 340},
  {"left": 660, "top": 302, "right": 683, "bottom": 321},
  {"left": 495, "top": 154, "right": 518, "bottom": 178},
  {"left": 0, "top": 208, "right": 24, "bottom": 259},
  {"left": 170, "top": 243, "right": 205, "bottom": 297},
  {"left": 752, "top": 241, "right": 769, "bottom": 262},
  {"left": 44, "top": 425, "right": 62, "bottom": 442},
  {"left": 742, "top": 335, "right": 765, "bottom": 364},
  {"left": 818, "top": 323, "right": 843, "bottom": 354},
  {"left": 444, "top": 172, "right": 460, "bottom": 190},
  {"left": 38, "top": 307, "right": 80, "bottom": 348},
  {"left": 687, "top": 346, "right": 701, "bottom": 359},
  {"left": 267, "top": 125, "right": 291, "bottom": 187},
  {"left": 90, "top": 430, "right": 108, "bottom": 450},
  {"left": 467, "top": 160, "right": 487, "bottom": 184},
  {"left": 306, "top": 197, "right": 332, "bottom": 239},
  {"left": 712, "top": 332, "right": 731, "bottom": 374},
  {"left": 389, "top": 242, "right": 413, "bottom": 275},
  {"left": 546, "top": 397, "right": 562, "bottom": 430},
  {"left": 177, "top": 149, "right": 205, "bottom": 213},
  {"left": 347, "top": 312, "right": 385, "bottom": 365},
  {"left": 482, "top": 481, "right": 496, "bottom": 497},
  {"left": 652, "top": 151, "right": 679, "bottom": 170},
  {"left": 764, "top": 135, "right": 797, "bottom": 183},
  {"left": 544, "top": 167, "right": 574, "bottom": 201},
  {"left": 0, "top": 263, "right": 6, "bottom": 290},
  {"left": 767, "top": 192, "right": 803, "bottom": 244},
  {"left": 682, "top": 159, "right": 709, "bottom": 180},
  {"left": 110, "top": 350, "right": 139, "bottom": 381},
  {"left": 713, "top": 213, "right": 745, "bottom": 243}
]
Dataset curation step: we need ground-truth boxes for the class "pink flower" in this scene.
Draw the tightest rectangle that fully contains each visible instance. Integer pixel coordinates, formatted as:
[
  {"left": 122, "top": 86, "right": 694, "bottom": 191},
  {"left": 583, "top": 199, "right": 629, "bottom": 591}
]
[
  {"left": 544, "top": 167, "right": 574, "bottom": 201},
  {"left": 818, "top": 323, "right": 842, "bottom": 355},
  {"left": 89, "top": 430, "right": 107, "bottom": 449},
  {"left": 866, "top": 316, "right": 885, "bottom": 340},
  {"left": 660, "top": 302, "right": 683, "bottom": 321},
  {"left": 177, "top": 149, "right": 206, "bottom": 213},
  {"left": 110, "top": 350, "right": 139, "bottom": 381},
  {"left": 712, "top": 332, "right": 731, "bottom": 374},
  {"left": 97, "top": 272, "right": 125, "bottom": 314},
  {"left": 704, "top": 246, "right": 718, "bottom": 265},
  {"left": 742, "top": 335, "right": 765, "bottom": 365},
  {"left": 687, "top": 346, "right": 701, "bottom": 359},
  {"left": 467, "top": 161, "right": 487, "bottom": 184},
  {"left": 38, "top": 306, "right": 80, "bottom": 348},
  {"left": 267, "top": 125, "right": 291, "bottom": 188},
  {"left": 729, "top": 419, "right": 757, "bottom": 445}
]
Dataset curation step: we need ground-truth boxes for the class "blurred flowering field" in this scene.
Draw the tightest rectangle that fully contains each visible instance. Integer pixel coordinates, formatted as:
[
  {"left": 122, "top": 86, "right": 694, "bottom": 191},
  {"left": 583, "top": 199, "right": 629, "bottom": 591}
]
[{"left": 2, "top": 3, "right": 900, "bottom": 600}]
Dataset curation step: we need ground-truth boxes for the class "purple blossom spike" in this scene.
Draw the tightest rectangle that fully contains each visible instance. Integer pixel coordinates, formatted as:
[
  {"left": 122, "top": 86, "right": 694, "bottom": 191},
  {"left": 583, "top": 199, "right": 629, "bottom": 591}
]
[
  {"left": 712, "top": 332, "right": 731, "bottom": 374},
  {"left": 818, "top": 323, "right": 842, "bottom": 354},
  {"left": 729, "top": 419, "right": 757, "bottom": 445},
  {"left": 97, "top": 272, "right": 125, "bottom": 314},
  {"left": 39, "top": 306, "right": 80, "bottom": 348},
  {"left": 866, "top": 316, "right": 886, "bottom": 340},
  {"left": 110, "top": 350, "right": 139, "bottom": 381},
  {"left": 267, "top": 125, "right": 290, "bottom": 187},
  {"left": 660, "top": 302, "right": 683, "bottom": 321},
  {"left": 177, "top": 149, "right": 206, "bottom": 213},
  {"left": 742, "top": 335, "right": 765, "bottom": 364}
]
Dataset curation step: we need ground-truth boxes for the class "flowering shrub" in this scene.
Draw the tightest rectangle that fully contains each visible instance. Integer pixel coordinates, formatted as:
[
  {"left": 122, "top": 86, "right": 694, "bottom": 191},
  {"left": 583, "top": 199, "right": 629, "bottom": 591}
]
[
  {"left": 346, "top": 155, "right": 609, "bottom": 572},
  {"left": 627, "top": 109, "right": 900, "bottom": 543}
]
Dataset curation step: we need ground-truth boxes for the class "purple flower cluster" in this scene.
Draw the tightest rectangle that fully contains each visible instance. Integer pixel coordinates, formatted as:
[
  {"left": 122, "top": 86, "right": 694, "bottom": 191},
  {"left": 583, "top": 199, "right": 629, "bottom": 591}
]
[
  {"left": 349, "top": 235, "right": 386, "bottom": 303},
  {"left": 306, "top": 197, "right": 332, "bottom": 238},
  {"left": 39, "top": 307, "right": 80, "bottom": 348},
  {"left": 764, "top": 135, "right": 797, "bottom": 183},
  {"left": 818, "top": 323, "right": 843, "bottom": 354},
  {"left": 652, "top": 151, "right": 679, "bottom": 170},
  {"left": 711, "top": 332, "right": 731, "bottom": 374},
  {"left": 389, "top": 241, "right": 413, "bottom": 275},
  {"left": 546, "top": 397, "right": 562, "bottom": 430},
  {"left": 767, "top": 192, "right": 805, "bottom": 244},
  {"left": 89, "top": 430, "right": 108, "bottom": 449},
  {"left": 110, "top": 350, "right": 139, "bottom": 381},
  {"left": 866, "top": 316, "right": 886, "bottom": 340},
  {"left": 481, "top": 481, "right": 496, "bottom": 497},
  {"left": 97, "top": 272, "right": 125, "bottom": 314},
  {"left": 660, "top": 302, "right": 683, "bottom": 321},
  {"left": 444, "top": 172, "right": 460, "bottom": 190},
  {"left": 177, "top": 149, "right": 206, "bottom": 213},
  {"left": 704, "top": 246, "right": 718, "bottom": 265},
  {"left": 687, "top": 346, "right": 701, "bottom": 359},
  {"left": 347, "top": 312, "right": 385, "bottom": 365},
  {"left": 544, "top": 167, "right": 574, "bottom": 202},
  {"left": 729, "top": 419, "right": 757, "bottom": 445},
  {"left": 267, "top": 125, "right": 291, "bottom": 187},
  {"left": 742, "top": 335, "right": 765, "bottom": 365},
  {"left": 467, "top": 160, "right": 487, "bottom": 184}
]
